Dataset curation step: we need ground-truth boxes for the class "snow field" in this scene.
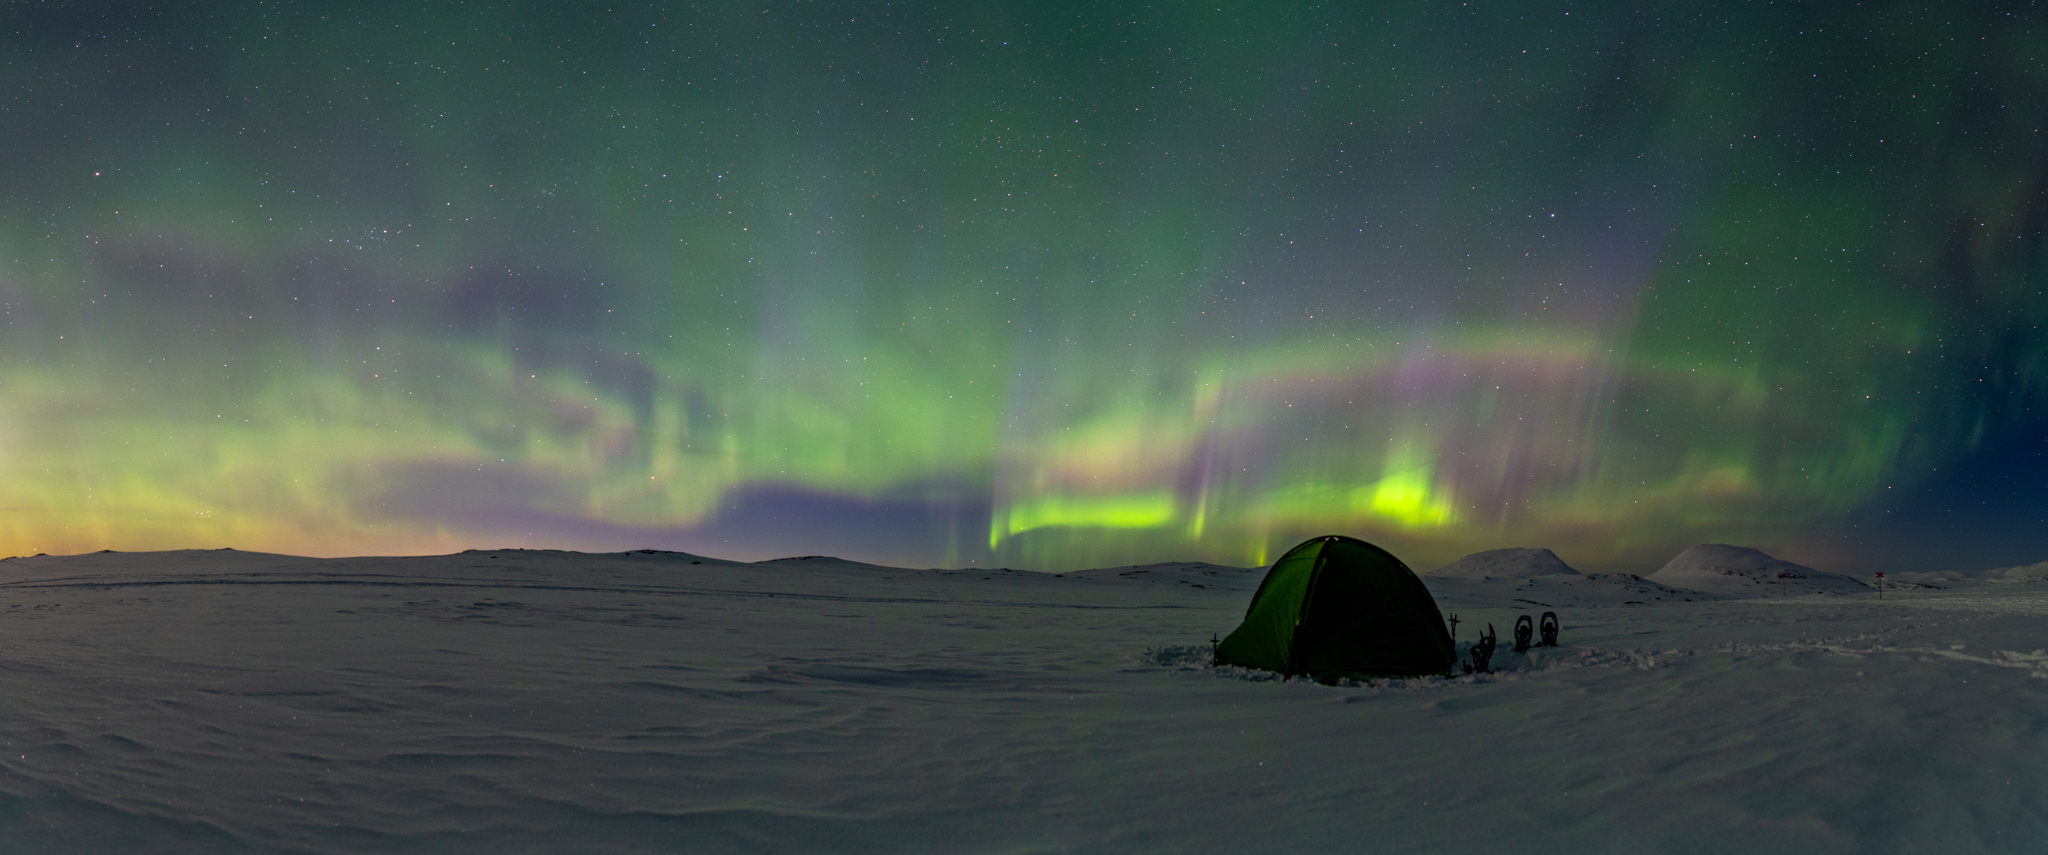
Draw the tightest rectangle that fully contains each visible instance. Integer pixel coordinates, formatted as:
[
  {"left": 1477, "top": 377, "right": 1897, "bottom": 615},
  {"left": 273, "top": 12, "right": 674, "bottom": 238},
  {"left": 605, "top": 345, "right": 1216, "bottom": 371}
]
[{"left": 0, "top": 550, "right": 2042, "bottom": 853}]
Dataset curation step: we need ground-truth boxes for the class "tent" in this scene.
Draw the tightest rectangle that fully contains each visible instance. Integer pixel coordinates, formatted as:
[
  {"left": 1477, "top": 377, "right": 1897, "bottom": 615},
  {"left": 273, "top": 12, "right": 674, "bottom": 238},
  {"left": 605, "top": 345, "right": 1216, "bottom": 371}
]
[{"left": 1214, "top": 535, "right": 1456, "bottom": 680}]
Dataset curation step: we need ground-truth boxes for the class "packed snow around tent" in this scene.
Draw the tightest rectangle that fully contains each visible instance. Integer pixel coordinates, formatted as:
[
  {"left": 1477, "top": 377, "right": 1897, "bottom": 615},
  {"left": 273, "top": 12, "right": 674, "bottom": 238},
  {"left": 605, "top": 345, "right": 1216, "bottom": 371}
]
[{"left": 0, "top": 545, "right": 2044, "bottom": 853}]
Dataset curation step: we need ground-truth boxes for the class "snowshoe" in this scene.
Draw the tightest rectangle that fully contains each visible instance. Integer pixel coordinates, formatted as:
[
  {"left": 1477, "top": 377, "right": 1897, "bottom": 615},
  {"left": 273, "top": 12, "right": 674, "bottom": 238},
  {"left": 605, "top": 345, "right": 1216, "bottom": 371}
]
[
  {"left": 1463, "top": 624, "right": 1497, "bottom": 674},
  {"left": 1513, "top": 614, "right": 1533, "bottom": 653},
  {"left": 1539, "top": 611, "right": 1559, "bottom": 647}
]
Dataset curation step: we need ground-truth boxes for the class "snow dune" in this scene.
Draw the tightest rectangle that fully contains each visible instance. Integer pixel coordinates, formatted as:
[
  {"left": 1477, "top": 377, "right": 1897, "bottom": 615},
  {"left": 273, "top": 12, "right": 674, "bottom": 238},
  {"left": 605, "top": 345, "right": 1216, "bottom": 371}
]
[{"left": 0, "top": 547, "right": 2043, "bottom": 853}]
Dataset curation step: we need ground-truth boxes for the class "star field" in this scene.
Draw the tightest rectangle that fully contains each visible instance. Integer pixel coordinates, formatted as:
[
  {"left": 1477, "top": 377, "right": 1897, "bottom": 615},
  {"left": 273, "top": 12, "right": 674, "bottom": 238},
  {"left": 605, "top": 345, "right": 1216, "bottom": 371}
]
[{"left": 1, "top": 1, "right": 2044, "bottom": 571}]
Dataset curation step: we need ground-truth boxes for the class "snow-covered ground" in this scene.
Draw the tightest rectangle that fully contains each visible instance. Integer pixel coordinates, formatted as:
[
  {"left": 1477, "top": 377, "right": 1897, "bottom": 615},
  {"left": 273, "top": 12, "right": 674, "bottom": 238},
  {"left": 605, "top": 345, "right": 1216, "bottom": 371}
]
[{"left": 1, "top": 548, "right": 2043, "bottom": 853}]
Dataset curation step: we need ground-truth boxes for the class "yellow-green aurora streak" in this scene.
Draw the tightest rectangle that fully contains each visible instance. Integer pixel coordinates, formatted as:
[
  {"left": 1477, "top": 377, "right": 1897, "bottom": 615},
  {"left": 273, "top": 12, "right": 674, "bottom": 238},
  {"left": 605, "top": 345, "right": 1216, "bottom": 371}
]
[{"left": 1, "top": 1, "right": 2044, "bottom": 571}]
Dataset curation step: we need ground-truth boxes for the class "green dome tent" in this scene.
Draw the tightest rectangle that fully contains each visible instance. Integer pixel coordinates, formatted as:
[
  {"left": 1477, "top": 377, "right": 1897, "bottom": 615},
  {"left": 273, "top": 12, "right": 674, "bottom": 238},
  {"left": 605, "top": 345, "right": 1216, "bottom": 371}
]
[{"left": 1214, "top": 535, "right": 1456, "bottom": 680}]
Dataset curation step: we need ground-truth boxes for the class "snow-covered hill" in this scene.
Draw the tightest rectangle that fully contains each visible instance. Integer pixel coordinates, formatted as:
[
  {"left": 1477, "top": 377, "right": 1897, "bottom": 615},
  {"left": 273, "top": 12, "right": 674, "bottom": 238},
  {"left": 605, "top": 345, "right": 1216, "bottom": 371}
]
[
  {"left": 1890, "top": 560, "right": 2048, "bottom": 588},
  {"left": 1646, "top": 543, "right": 1873, "bottom": 596},
  {"left": 1426, "top": 546, "right": 1581, "bottom": 579}
]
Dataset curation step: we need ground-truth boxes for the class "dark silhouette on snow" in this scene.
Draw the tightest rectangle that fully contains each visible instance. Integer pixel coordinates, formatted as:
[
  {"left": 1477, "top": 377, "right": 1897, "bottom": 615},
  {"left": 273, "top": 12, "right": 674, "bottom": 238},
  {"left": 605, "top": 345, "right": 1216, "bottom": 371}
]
[
  {"left": 1513, "top": 614, "right": 1534, "bottom": 653},
  {"left": 1213, "top": 535, "right": 1456, "bottom": 680},
  {"left": 1463, "top": 624, "right": 1497, "bottom": 674},
  {"left": 1539, "top": 612, "right": 1560, "bottom": 647}
]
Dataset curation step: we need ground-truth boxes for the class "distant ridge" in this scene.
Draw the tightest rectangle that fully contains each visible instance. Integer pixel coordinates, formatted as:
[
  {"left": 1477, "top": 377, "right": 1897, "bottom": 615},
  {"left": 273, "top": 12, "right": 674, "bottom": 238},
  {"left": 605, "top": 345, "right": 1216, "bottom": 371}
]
[
  {"left": 1428, "top": 547, "right": 1580, "bottom": 579},
  {"left": 1646, "top": 544, "right": 1870, "bottom": 596},
  {"left": 753, "top": 555, "right": 904, "bottom": 571},
  {"left": 1889, "top": 560, "right": 2048, "bottom": 588}
]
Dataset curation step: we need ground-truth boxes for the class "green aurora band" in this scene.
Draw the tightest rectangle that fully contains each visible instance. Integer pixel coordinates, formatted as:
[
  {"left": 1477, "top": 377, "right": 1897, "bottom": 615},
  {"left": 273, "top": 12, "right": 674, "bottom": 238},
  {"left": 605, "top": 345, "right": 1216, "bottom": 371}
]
[{"left": 1, "top": 2, "right": 2044, "bottom": 570}]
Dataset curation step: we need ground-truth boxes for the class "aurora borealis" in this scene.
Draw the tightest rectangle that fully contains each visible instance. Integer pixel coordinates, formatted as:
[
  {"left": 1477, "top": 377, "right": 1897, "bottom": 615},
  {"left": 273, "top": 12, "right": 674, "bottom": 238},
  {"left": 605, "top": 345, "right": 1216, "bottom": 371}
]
[{"left": 3, "top": 2, "right": 2045, "bottom": 572}]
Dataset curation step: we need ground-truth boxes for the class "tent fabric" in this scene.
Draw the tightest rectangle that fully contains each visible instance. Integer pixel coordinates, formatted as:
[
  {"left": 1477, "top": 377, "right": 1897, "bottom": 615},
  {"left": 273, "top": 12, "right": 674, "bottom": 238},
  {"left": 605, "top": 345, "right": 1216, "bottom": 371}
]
[{"left": 1214, "top": 535, "right": 1456, "bottom": 679}]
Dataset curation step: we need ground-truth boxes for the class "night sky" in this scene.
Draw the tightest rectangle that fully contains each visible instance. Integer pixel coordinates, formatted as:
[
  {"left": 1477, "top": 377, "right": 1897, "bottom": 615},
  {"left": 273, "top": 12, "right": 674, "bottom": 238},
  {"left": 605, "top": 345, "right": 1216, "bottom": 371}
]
[{"left": 3, "top": 1, "right": 2045, "bottom": 573}]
